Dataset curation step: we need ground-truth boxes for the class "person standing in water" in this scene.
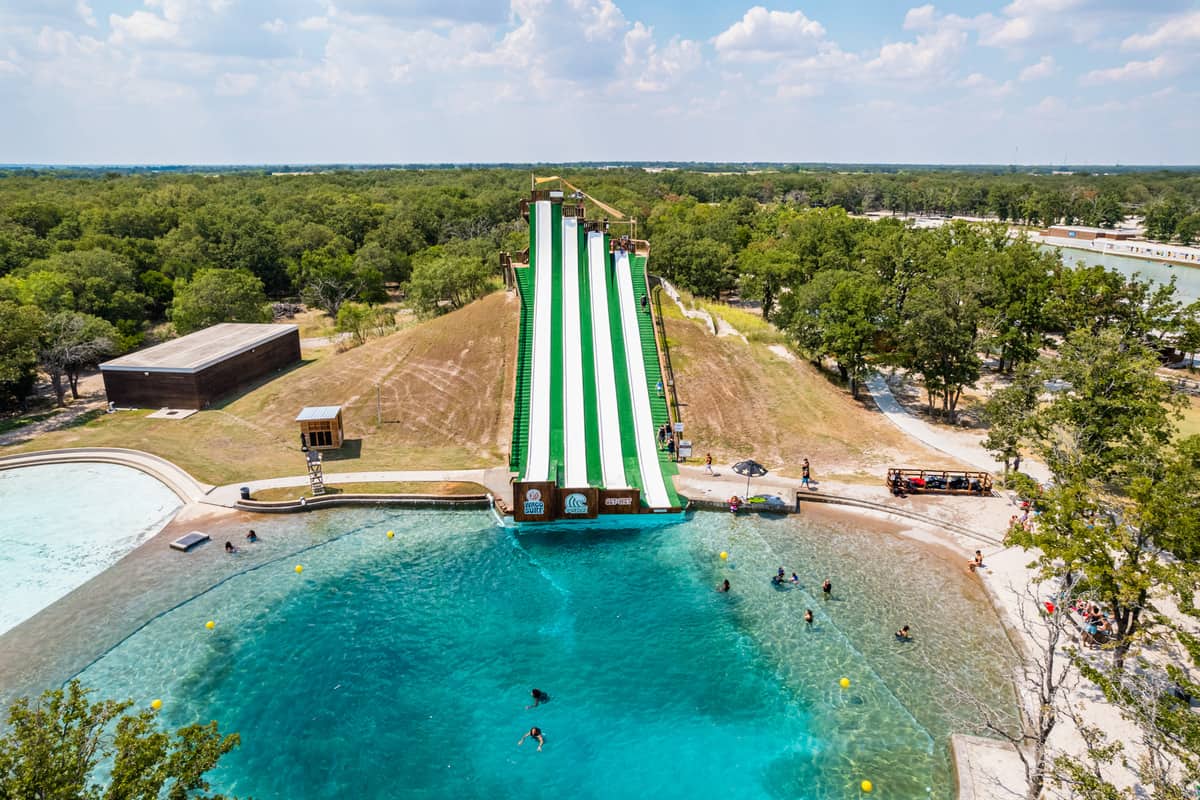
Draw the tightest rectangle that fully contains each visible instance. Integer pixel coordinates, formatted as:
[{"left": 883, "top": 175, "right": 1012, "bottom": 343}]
[
  {"left": 718, "top": 579, "right": 731, "bottom": 593},
  {"left": 526, "top": 689, "right": 550, "bottom": 709},
  {"left": 822, "top": 578, "right": 832, "bottom": 599},
  {"left": 804, "top": 609, "right": 814, "bottom": 627}
]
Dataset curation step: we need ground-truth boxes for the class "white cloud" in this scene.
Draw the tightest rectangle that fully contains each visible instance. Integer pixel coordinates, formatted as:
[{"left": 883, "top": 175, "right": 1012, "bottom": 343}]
[
  {"left": 960, "top": 72, "right": 1014, "bottom": 97},
  {"left": 76, "top": 0, "right": 96, "bottom": 27},
  {"left": 863, "top": 26, "right": 966, "bottom": 81},
  {"left": 1082, "top": 55, "right": 1175, "bottom": 85},
  {"left": 108, "top": 10, "right": 179, "bottom": 44},
  {"left": 976, "top": 0, "right": 1084, "bottom": 48},
  {"left": 261, "top": 18, "right": 286, "bottom": 34},
  {"left": 215, "top": 71, "right": 256, "bottom": 95},
  {"left": 621, "top": 23, "right": 700, "bottom": 92},
  {"left": 1032, "top": 95, "right": 1062, "bottom": 113},
  {"left": 1019, "top": 55, "right": 1056, "bottom": 81},
  {"left": 298, "top": 16, "right": 331, "bottom": 31},
  {"left": 713, "top": 7, "right": 826, "bottom": 61},
  {"left": 1122, "top": 10, "right": 1200, "bottom": 51}
]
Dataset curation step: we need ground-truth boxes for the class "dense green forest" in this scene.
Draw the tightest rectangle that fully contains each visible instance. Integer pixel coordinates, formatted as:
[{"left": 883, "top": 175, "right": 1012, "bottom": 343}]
[{"left": 1, "top": 166, "right": 1199, "bottom": 411}]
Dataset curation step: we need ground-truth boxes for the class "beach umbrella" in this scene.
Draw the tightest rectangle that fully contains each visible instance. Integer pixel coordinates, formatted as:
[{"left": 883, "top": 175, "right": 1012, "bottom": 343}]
[{"left": 732, "top": 459, "right": 768, "bottom": 497}]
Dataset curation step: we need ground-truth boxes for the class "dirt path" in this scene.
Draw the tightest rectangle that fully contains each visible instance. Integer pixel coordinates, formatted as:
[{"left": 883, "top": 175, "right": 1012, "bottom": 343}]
[{"left": 0, "top": 373, "right": 108, "bottom": 447}]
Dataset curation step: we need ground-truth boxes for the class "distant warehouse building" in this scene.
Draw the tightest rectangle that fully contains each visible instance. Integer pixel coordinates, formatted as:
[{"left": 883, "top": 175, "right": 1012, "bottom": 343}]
[
  {"left": 100, "top": 323, "right": 301, "bottom": 409},
  {"left": 1041, "top": 225, "right": 1135, "bottom": 241}
]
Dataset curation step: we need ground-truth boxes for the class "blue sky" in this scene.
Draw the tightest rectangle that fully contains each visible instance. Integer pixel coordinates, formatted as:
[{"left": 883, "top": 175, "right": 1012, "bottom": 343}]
[{"left": 1, "top": 0, "right": 1197, "bottom": 164}]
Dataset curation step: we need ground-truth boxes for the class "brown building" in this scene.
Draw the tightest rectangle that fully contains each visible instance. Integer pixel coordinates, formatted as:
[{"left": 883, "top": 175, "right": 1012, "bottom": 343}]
[
  {"left": 296, "top": 406, "right": 344, "bottom": 450},
  {"left": 100, "top": 323, "right": 301, "bottom": 409},
  {"left": 1042, "top": 225, "right": 1135, "bottom": 241}
]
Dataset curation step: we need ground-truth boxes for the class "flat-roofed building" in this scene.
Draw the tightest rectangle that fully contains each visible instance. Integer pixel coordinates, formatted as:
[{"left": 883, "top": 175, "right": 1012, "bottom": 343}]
[
  {"left": 100, "top": 323, "right": 301, "bottom": 409},
  {"left": 1042, "top": 225, "right": 1135, "bottom": 241}
]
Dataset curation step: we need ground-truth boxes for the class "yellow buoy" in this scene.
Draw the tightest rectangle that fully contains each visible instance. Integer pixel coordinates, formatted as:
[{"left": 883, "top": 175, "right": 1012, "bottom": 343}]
[
  {"left": 719, "top": 551, "right": 728, "bottom": 560},
  {"left": 205, "top": 620, "right": 215, "bottom": 630},
  {"left": 151, "top": 698, "right": 163, "bottom": 711},
  {"left": 839, "top": 677, "right": 851, "bottom": 689},
  {"left": 861, "top": 779, "right": 873, "bottom": 793},
  {"left": 295, "top": 564, "right": 304, "bottom": 574},
  {"left": 387, "top": 530, "right": 395, "bottom": 539}
]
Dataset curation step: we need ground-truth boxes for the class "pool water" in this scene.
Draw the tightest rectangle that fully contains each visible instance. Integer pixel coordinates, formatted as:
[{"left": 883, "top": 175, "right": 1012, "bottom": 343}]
[
  {"left": 76, "top": 509, "right": 1018, "bottom": 799},
  {"left": 0, "top": 463, "right": 181, "bottom": 635}
]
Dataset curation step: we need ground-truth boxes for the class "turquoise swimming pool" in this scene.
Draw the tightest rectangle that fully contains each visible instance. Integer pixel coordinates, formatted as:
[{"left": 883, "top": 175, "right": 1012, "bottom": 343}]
[
  {"left": 73, "top": 508, "right": 1017, "bottom": 799},
  {"left": 0, "top": 463, "right": 180, "bottom": 635}
]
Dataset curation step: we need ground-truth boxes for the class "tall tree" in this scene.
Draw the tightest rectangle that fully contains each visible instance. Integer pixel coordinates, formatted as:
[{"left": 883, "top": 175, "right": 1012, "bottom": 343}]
[
  {"left": 38, "top": 311, "right": 118, "bottom": 406},
  {"left": 899, "top": 272, "right": 982, "bottom": 422},
  {"left": 0, "top": 301, "right": 44, "bottom": 411},
  {"left": 170, "top": 268, "right": 270, "bottom": 334},
  {"left": 0, "top": 680, "right": 240, "bottom": 799}
]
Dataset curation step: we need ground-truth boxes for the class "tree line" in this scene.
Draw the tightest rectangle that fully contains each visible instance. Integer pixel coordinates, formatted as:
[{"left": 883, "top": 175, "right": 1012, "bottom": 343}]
[{"left": 1, "top": 166, "right": 1198, "bottom": 412}]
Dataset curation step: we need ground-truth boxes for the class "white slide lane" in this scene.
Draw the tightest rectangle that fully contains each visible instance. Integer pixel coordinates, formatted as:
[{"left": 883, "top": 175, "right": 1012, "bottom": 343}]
[
  {"left": 524, "top": 200, "right": 553, "bottom": 481},
  {"left": 561, "top": 217, "right": 587, "bottom": 487},
  {"left": 613, "top": 248, "right": 670, "bottom": 508},
  {"left": 587, "top": 232, "right": 628, "bottom": 489}
]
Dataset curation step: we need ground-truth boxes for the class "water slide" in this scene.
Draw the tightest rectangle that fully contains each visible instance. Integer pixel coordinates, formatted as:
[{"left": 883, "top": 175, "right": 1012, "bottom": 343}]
[
  {"left": 613, "top": 247, "right": 671, "bottom": 508},
  {"left": 586, "top": 231, "right": 629, "bottom": 489},
  {"left": 524, "top": 200, "right": 553, "bottom": 481},
  {"left": 561, "top": 216, "right": 588, "bottom": 488}
]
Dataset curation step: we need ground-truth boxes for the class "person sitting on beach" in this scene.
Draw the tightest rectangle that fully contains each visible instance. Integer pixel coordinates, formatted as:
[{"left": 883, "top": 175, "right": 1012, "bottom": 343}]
[
  {"left": 718, "top": 579, "right": 731, "bottom": 593},
  {"left": 526, "top": 689, "right": 550, "bottom": 709},
  {"left": 518, "top": 727, "right": 545, "bottom": 752},
  {"left": 225, "top": 541, "right": 237, "bottom": 554},
  {"left": 967, "top": 550, "right": 983, "bottom": 572},
  {"left": 895, "top": 625, "right": 912, "bottom": 642},
  {"left": 246, "top": 530, "right": 259, "bottom": 543}
]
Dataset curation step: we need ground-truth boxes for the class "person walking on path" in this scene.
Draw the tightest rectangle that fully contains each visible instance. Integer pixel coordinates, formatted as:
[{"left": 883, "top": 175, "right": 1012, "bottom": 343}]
[
  {"left": 704, "top": 453, "right": 713, "bottom": 475},
  {"left": 801, "top": 458, "right": 812, "bottom": 489}
]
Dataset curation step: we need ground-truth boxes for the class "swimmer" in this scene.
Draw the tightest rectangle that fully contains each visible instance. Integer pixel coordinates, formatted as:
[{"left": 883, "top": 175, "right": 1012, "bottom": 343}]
[
  {"left": 246, "top": 530, "right": 259, "bottom": 543},
  {"left": 804, "top": 609, "right": 814, "bottom": 627},
  {"left": 895, "top": 625, "right": 912, "bottom": 642},
  {"left": 224, "top": 541, "right": 237, "bottom": 554},
  {"left": 518, "top": 726, "right": 545, "bottom": 752},
  {"left": 526, "top": 689, "right": 550, "bottom": 709},
  {"left": 777, "top": 567, "right": 786, "bottom": 580},
  {"left": 822, "top": 579, "right": 832, "bottom": 598},
  {"left": 718, "top": 579, "right": 731, "bottom": 593},
  {"left": 791, "top": 572, "right": 800, "bottom": 585}
]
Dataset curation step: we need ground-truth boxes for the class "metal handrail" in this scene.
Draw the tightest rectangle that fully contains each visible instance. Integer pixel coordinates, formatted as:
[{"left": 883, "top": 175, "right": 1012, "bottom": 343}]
[{"left": 649, "top": 279, "right": 682, "bottom": 436}]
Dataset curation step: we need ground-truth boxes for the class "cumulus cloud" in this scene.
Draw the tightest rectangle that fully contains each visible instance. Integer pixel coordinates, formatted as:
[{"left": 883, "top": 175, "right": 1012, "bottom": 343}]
[
  {"left": 261, "top": 18, "right": 286, "bottom": 34},
  {"left": 1019, "top": 55, "right": 1056, "bottom": 81},
  {"left": 713, "top": 7, "right": 827, "bottom": 61},
  {"left": 960, "top": 72, "right": 1014, "bottom": 97},
  {"left": 1082, "top": 55, "right": 1175, "bottom": 85},
  {"left": 214, "top": 71, "right": 257, "bottom": 95},
  {"left": 621, "top": 22, "right": 700, "bottom": 92},
  {"left": 76, "top": 0, "right": 96, "bottom": 27},
  {"left": 1032, "top": 95, "right": 1062, "bottom": 113},
  {"left": 863, "top": 26, "right": 966, "bottom": 82},
  {"left": 109, "top": 10, "right": 179, "bottom": 44},
  {"left": 1122, "top": 10, "right": 1200, "bottom": 51}
]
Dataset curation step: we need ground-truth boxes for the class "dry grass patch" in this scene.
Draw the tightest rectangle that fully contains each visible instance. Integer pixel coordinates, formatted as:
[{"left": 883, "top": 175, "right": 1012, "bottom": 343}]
[
  {"left": 3, "top": 291, "right": 519, "bottom": 485},
  {"left": 665, "top": 312, "right": 968, "bottom": 477},
  {"left": 252, "top": 481, "right": 486, "bottom": 501},
  {"left": 1179, "top": 396, "right": 1200, "bottom": 440}
]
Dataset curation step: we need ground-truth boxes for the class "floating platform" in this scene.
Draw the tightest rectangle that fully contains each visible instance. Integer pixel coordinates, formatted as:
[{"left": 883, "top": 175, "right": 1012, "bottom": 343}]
[{"left": 169, "top": 530, "right": 210, "bottom": 551}]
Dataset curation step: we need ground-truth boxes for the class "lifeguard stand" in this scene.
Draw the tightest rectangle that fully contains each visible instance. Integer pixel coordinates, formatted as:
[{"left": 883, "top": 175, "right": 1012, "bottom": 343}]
[{"left": 296, "top": 406, "right": 344, "bottom": 450}]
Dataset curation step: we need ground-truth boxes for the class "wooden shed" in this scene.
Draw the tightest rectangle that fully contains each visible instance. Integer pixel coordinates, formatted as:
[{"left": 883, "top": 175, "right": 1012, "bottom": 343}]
[
  {"left": 296, "top": 406, "right": 344, "bottom": 450},
  {"left": 100, "top": 323, "right": 301, "bottom": 409}
]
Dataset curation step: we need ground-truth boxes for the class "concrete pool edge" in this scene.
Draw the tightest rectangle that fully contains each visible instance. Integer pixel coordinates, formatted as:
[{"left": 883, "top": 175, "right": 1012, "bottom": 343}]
[{"left": 0, "top": 447, "right": 212, "bottom": 503}]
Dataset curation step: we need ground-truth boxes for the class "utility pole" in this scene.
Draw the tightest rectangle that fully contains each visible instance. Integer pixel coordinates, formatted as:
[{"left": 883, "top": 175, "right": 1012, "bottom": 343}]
[{"left": 376, "top": 383, "right": 382, "bottom": 426}]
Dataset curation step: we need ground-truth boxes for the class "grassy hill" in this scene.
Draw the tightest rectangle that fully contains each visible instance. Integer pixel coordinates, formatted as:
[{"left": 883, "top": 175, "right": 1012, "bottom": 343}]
[{"left": 1, "top": 292, "right": 519, "bottom": 485}]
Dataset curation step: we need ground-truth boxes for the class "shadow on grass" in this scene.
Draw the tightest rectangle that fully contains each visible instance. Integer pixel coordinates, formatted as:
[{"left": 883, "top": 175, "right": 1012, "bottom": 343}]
[{"left": 321, "top": 439, "right": 362, "bottom": 462}]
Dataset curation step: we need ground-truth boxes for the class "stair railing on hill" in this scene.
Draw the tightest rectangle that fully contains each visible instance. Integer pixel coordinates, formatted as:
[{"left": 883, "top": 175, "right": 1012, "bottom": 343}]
[{"left": 649, "top": 277, "right": 682, "bottom": 436}]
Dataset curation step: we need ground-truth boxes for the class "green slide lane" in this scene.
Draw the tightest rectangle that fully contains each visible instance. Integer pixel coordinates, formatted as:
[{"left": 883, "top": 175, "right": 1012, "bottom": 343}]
[
  {"left": 508, "top": 215, "right": 537, "bottom": 474},
  {"left": 576, "top": 224, "right": 604, "bottom": 487},
  {"left": 603, "top": 236, "right": 645, "bottom": 497},
  {"left": 628, "top": 255, "right": 683, "bottom": 507},
  {"left": 548, "top": 202, "right": 565, "bottom": 484}
]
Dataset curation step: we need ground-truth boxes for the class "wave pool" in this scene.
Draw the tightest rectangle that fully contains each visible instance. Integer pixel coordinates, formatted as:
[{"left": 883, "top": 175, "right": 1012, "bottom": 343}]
[
  {"left": 0, "top": 463, "right": 181, "bottom": 635},
  {"left": 74, "top": 508, "right": 1018, "bottom": 799}
]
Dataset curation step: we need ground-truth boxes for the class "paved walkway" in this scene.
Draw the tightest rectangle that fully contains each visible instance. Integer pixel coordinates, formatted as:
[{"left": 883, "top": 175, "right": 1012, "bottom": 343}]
[
  {"left": 207, "top": 468, "right": 511, "bottom": 506},
  {"left": 864, "top": 375, "right": 1052, "bottom": 483}
]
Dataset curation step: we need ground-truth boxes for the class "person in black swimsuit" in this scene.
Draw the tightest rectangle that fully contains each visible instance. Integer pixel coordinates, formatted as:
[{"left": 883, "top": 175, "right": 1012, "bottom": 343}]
[
  {"left": 518, "top": 726, "right": 545, "bottom": 752},
  {"left": 526, "top": 689, "right": 550, "bottom": 709},
  {"left": 804, "top": 609, "right": 814, "bottom": 627},
  {"left": 822, "top": 579, "right": 832, "bottom": 598}
]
